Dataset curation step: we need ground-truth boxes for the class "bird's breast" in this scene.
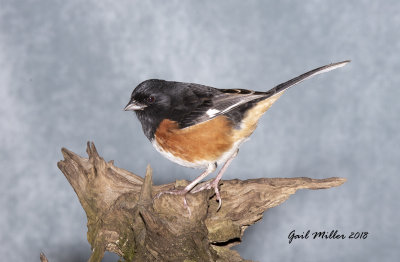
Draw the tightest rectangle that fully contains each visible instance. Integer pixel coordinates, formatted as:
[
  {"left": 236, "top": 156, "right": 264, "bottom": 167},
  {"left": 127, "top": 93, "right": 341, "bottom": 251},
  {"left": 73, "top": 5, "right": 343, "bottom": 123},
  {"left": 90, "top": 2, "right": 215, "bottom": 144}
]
[{"left": 152, "top": 116, "right": 235, "bottom": 168}]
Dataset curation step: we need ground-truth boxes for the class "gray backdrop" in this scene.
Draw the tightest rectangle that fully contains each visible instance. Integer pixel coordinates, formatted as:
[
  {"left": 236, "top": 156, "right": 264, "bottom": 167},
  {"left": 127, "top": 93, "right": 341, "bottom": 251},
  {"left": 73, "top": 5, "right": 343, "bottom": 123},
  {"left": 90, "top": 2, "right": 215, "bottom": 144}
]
[{"left": 1, "top": 1, "right": 399, "bottom": 261}]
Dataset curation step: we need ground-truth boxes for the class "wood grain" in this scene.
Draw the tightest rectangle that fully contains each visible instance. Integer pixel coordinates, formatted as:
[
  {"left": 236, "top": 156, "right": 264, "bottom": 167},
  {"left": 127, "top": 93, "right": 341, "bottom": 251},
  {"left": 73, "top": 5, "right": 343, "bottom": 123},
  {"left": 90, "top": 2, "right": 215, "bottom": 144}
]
[{"left": 54, "top": 142, "right": 346, "bottom": 262}]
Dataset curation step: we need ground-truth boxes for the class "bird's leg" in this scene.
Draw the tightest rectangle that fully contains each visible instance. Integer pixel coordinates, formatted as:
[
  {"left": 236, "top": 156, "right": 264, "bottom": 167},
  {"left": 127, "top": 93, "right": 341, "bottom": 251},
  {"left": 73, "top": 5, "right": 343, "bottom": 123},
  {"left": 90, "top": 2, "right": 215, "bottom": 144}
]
[
  {"left": 155, "top": 163, "right": 216, "bottom": 215},
  {"left": 191, "top": 149, "right": 239, "bottom": 210}
]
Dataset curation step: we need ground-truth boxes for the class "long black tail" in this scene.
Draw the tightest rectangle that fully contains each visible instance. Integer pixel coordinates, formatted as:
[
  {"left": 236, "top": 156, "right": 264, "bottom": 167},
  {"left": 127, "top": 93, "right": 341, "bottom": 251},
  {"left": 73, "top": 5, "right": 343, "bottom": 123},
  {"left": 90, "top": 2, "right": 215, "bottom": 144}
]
[{"left": 264, "top": 60, "right": 350, "bottom": 97}]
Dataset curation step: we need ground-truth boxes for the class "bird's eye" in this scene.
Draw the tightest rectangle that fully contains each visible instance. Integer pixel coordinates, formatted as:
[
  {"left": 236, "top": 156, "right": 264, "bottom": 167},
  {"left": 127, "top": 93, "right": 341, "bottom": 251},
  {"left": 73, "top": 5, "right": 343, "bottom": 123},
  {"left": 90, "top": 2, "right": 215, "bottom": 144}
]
[{"left": 146, "top": 95, "right": 155, "bottom": 103}]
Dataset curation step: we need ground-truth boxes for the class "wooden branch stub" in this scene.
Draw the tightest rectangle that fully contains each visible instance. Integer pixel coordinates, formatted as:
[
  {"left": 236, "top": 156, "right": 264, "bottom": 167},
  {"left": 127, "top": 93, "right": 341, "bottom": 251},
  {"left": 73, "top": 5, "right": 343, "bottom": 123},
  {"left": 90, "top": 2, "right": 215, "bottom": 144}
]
[
  {"left": 139, "top": 165, "right": 153, "bottom": 204},
  {"left": 56, "top": 142, "right": 346, "bottom": 262},
  {"left": 40, "top": 252, "right": 49, "bottom": 262}
]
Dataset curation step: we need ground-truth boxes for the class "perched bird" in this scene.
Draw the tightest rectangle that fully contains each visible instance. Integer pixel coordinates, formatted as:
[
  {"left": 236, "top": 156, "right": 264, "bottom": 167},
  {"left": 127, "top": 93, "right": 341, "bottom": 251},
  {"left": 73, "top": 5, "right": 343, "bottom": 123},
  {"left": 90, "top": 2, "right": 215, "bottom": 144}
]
[{"left": 124, "top": 60, "right": 350, "bottom": 213}]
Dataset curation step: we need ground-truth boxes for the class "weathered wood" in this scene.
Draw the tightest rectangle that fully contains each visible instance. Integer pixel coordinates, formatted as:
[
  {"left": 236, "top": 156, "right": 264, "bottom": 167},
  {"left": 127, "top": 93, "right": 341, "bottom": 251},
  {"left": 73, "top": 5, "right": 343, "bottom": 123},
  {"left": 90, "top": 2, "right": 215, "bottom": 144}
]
[
  {"left": 40, "top": 252, "right": 49, "bottom": 262},
  {"left": 55, "top": 142, "right": 346, "bottom": 262}
]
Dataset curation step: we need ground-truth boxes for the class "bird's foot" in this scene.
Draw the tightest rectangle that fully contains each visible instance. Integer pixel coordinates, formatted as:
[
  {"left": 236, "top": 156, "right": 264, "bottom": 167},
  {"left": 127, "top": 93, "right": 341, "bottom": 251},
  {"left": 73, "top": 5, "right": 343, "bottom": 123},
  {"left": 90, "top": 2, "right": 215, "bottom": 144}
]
[
  {"left": 191, "top": 179, "right": 222, "bottom": 211},
  {"left": 154, "top": 188, "right": 191, "bottom": 216}
]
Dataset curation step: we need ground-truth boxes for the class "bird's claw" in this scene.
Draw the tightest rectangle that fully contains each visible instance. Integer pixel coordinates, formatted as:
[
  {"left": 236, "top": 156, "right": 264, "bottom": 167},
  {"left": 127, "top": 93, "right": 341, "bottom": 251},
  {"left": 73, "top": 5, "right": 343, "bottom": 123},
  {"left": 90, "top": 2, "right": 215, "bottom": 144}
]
[{"left": 191, "top": 179, "right": 222, "bottom": 211}]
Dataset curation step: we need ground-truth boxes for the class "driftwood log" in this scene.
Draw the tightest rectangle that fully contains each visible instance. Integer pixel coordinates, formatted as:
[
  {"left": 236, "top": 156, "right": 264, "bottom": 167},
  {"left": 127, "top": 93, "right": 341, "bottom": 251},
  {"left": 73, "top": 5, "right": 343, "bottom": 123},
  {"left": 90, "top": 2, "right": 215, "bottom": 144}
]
[{"left": 55, "top": 142, "right": 346, "bottom": 262}]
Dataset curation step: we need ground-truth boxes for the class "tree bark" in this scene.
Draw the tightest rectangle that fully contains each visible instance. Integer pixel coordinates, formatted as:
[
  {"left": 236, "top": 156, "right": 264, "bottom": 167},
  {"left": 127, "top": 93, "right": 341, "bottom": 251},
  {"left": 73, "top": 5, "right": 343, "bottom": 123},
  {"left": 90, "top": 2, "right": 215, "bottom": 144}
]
[{"left": 56, "top": 142, "right": 346, "bottom": 262}]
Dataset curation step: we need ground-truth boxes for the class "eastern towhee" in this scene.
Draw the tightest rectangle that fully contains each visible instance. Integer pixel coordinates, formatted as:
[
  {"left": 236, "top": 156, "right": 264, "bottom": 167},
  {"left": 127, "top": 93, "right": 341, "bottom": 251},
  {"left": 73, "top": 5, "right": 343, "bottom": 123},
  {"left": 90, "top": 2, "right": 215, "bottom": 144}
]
[{"left": 124, "top": 60, "right": 350, "bottom": 214}]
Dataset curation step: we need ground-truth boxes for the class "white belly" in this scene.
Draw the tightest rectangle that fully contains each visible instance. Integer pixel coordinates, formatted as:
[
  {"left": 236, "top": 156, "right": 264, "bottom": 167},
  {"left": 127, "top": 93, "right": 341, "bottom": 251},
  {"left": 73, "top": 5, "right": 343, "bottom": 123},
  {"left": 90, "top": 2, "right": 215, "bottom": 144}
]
[{"left": 151, "top": 138, "right": 245, "bottom": 169}]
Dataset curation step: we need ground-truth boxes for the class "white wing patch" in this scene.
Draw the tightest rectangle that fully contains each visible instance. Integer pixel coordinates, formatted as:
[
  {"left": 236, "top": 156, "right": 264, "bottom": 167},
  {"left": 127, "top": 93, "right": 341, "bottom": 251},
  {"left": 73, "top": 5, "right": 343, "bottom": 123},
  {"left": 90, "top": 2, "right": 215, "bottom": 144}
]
[
  {"left": 219, "top": 101, "right": 244, "bottom": 115},
  {"left": 206, "top": 100, "right": 248, "bottom": 119},
  {"left": 206, "top": 108, "right": 220, "bottom": 117}
]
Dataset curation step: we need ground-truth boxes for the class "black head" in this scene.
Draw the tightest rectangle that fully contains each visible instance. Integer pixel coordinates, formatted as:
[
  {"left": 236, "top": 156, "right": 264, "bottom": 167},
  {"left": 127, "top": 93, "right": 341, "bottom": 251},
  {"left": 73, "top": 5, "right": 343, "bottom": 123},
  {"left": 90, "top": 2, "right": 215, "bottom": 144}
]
[
  {"left": 124, "top": 79, "right": 173, "bottom": 112},
  {"left": 124, "top": 79, "right": 196, "bottom": 139}
]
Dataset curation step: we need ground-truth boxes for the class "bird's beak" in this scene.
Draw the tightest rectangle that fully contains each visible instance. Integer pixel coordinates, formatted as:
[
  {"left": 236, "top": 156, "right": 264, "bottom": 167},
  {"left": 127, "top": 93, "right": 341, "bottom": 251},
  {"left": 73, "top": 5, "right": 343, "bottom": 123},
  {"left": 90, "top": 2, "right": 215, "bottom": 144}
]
[{"left": 124, "top": 100, "right": 147, "bottom": 111}]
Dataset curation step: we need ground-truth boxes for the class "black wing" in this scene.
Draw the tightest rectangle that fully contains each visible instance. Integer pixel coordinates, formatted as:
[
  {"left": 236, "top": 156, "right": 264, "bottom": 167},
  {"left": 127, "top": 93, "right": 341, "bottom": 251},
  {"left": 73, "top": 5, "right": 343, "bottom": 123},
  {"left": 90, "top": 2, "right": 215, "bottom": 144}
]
[
  {"left": 178, "top": 86, "right": 267, "bottom": 128},
  {"left": 178, "top": 60, "right": 350, "bottom": 128}
]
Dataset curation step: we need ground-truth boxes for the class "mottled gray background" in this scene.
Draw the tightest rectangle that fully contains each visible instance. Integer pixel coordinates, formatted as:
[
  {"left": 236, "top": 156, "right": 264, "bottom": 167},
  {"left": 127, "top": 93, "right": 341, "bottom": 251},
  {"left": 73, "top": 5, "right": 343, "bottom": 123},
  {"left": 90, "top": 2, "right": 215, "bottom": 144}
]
[{"left": 1, "top": 0, "right": 399, "bottom": 261}]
